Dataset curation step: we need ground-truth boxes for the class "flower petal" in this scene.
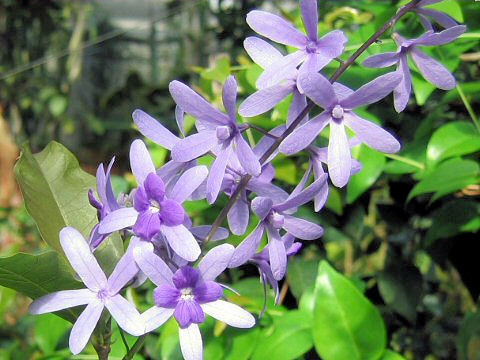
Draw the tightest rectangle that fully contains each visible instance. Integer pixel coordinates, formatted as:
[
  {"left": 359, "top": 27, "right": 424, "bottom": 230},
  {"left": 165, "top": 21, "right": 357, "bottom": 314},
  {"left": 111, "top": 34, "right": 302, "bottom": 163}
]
[
  {"left": 171, "top": 131, "right": 217, "bottom": 163},
  {"left": 235, "top": 134, "right": 261, "bottom": 176},
  {"left": 69, "top": 300, "right": 104, "bottom": 355},
  {"left": 246, "top": 10, "right": 307, "bottom": 48},
  {"left": 317, "top": 30, "right": 348, "bottom": 58},
  {"left": 287, "top": 91, "right": 308, "bottom": 127},
  {"left": 222, "top": 76, "right": 238, "bottom": 121},
  {"left": 29, "top": 289, "right": 96, "bottom": 314},
  {"left": 394, "top": 55, "right": 412, "bottom": 112},
  {"left": 201, "top": 300, "right": 255, "bottom": 328},
  {"left": 190, "top": 225, "right": 229, "bottom": 241},
  {"left": 106, "top": 294, "right": 144, "bottom": 336},
  {"left": 327, "top": 120, "right": 351, "bottom": 188},
  {"left": 244, "top": 36, "right": 283, "bottom": 69},
  {"left": 142, "top": 306, "right": 175, "bottom": 333},
  {"left": 266, "top": 226, "right": 287, "bottom": 281},
  {"left": 179, "top": 323, "right": 203, "bottom": 360},
  {"left": 198, "top": 243, "right": 235, "bottom": 281},
  {"left": 133, "top": 109, "right": 179, "bottom": 150},
  {"left": 283, "top": 214, "right": 324, "bottom": 240},
  {"left": 229, "top": 224, "right": 265, "bottom": 268},
  {"left": 207, "top": 144, "right": 232, "bottom": 204},
  {"left": 251, "top": 197, "right": 273, "bottom": 220},
  {"left": 98, "top": 207, "right": 138, "bottom": 234},
  {"left": 154, "top": 284, "right": 180, "bottom": 308},
  {"left": 107, "top": 238, "right": 140, "bottom": 294},
  {"left": 410, "top": 48, "right": 456, "bottom": 90},
  {"left": 133, "top": 210, "right": 161, "bottom": 240},
  {"left": 175, "top": 300, "right": 205, "bottom": 328},
  {"left": 414, "top": 25, "right": 466, "bottom": 46},
  {"left": 301, "top": 0, "right": 318, "bottom": 41},
  {"left": 60, "top": 227, "right": 107, "bottom": 291},
  {"left": 256, "top": 51, "right": 306, "bottom": 89},
  {"left": 275, "top": 173, "right": 328, "bottom": 212},
  {"left": 363, "top": 52, "right": 400, "bottom": 68},
  {"left": 343, "top": 112, "right": 401, "bottom": 153},
  {"left": 416, "top": 8, "right": 458, "bottom": 29},
  {"left": 132, "top": 240, "right": 174, "bottom": 286},
  {"left": 130, "top": 139, "right": 156, "bottom": 185},
  {"left": 195, "top": 281, "right": 224, "bottom": 304},
  {"left": 169, "top": 165, "right": 208, "bottom": 203},
  {"left": 144, "top": 173, "right": 166, "bottom": 202},
  {"left": 227, "top": 197, "right": 249, "bottom": 236},
  {"left": 160, "top": 199, "right": 185, "bottom": 227},
  {"left": 169, "top": 80, "right": 229, "bottom": 125},
  {"left": 239, "top": 83, "right": 295, "bottom": 118},
  {"left": 248, "top": 180, "right": 289, "bottom": 203},
  {"left": 161, "top": 224, "right": 201, "bottom": 262},
  {"left": 279, "top": 112, "right": 330, "bottom": 155},
  {"left": 341, "top": 71, "right": 402, "bottom": 108}
]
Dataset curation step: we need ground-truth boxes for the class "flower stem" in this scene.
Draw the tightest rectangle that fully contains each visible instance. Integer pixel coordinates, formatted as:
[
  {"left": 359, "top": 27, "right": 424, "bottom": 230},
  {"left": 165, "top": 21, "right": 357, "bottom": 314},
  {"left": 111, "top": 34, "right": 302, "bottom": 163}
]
[
  {"left": 384, "top": 154, "right": 425, "bottom": 170},
  {"left": 456, "top": 83, "right": 480, "bottom": 133},
  {"left": 119, "top": 327, "right": 131, "bottom": 353},
  {"left": 122, "top": 335, "right": 146, "bottom": 360},
  {"left": 204, "top": 0, "right": 421, "bottom": 243}
]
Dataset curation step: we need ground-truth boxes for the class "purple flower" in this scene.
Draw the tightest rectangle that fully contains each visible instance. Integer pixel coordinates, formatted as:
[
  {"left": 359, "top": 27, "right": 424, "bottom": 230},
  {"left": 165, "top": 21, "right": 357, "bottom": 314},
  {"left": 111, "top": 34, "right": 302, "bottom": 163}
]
[
  {"left": 29, "top": 227, "right": 143, "bottom": 355},
  {"left": 229, "top": 175, "right": 327, "bottom": 280},
  {"left": 279, "top": 71, "right": 402, "bottom": 187},
  {"left": 363, "top": 25, "right": 466, "bottom": 112},
  {"left": 239, "top": 37, "right": 307, "bottom": 125},
  {"left": 135, "top": 244, "right": 255, "bottom": 360},
  {"left": 169, "top": 76, "right": 261, "bottom": 203},
  {"left": 413, "top": 0, "right": 460, "bottom": 30},
  {"left": 88, "top": 158, "right": 121, "bottom": 250},
  {"left": 246, "top": 0, "right": 347, "bottom": 88},
  {"left": 99, "top": 139, "right": 207, "bottom": 261}
]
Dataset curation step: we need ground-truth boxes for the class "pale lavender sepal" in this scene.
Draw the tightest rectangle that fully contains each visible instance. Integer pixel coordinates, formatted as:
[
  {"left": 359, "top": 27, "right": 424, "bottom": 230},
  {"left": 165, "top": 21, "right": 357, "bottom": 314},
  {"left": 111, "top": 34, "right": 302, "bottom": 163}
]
[
  {"left": 239, "top": 82, "right": 295, "bottom": 118},
  {"left": 301, "top": 0, "right": 318, "bottom": 41},
  {"left": 235, "top": 134, "right": 261, "bottom": 176},
  {"left": 107, "top": 238, "right": 140, "bottom": 295},
  {"left": 229, "top": 224, "right": 265, "bottom": 268},
  {"left": 243, "top": 36, "right": 283, "bottom": 69},
  {"left": 98, "top": 207, "right": 138, "bottom": 234},
  {"left": 283, "top": 214, "right": 324, "bottom": 240},
  {"left": 207, "top": 143, "right": 232, "bottom": 204},
  {"left": 105, "top": 294, "right": 145, "bottom": 336},
  {"left": 189, "top": 225, "right": 229, "bottom": 242},
  {"left": 130, "top": 139, "right": 156, "bottom": 186},
  {"left": 228, "top": 197, "right": 250, "bottom": 236},
  {"left": 287, "top": 91, "right": 308, "bottom": 127},
  {"left": 201, "top": 300, "right": 255, "bottom": 328},
  {"left": 198, "top": 244, "right": 235, "bottom": 281},
  {"left": 328, "top": 120, "right": 351, "bottom": 188},
  {"left": 223, "top": 76, "right": 238, "bottom": 121},
  {"left": 132, "top": 109, "right": 179, "bottom": 150},
  {"left": 363, "top": 52, "right": 400, "bottom": 68},
  {"left": 142, "top": 306, "right": 175, "bottom": 333},
  {"left": 161, "top": 224, "right": 201, "bottom": 262},
  {"left": 256, "top": 50, "right": 306, "bottom": 89},
  {"left": 394, "top": 55, "right": 412, "bottom": 112},
  {"left": 171, "top": 130, "right": 217, "bottom": 163},
  {"left": 132, "top": 241, "right": 174, "bottom": 286},
  {"left": 275, "top": 173, "right": 328, "bottom": 212},
  {"left": 175, "top": 106, "right": 186, "bottom": 137},
  {"left": 251, "top": 197, "right": 274, "bottom": 220},
  {"left": 29, "top": 289, "right": 96, "bottom": 314},
  {"left": 410, "top": 48, "right": 456, "bottom": 90},
  {"left": 169, "top": 165, "right": 208, "bottom": 203},
  {"left": 179, "top": 323, "right": 203, "bottom": 360},
  {"left": 266, "top": 225, "right": 287, "bottom": 281},
  {"left": 69, "top": 300, "right": 104, "bottom": 355},
  {"left": 298, "top": 71, "right": 337, "bottom": 109}
]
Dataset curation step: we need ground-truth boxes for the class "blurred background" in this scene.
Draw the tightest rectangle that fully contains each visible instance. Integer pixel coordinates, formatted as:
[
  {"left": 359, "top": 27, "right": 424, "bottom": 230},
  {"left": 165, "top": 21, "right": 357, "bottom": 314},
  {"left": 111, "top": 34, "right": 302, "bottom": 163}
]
[{"left": 0, "top": 0, "right": 479, "bottom": 359}]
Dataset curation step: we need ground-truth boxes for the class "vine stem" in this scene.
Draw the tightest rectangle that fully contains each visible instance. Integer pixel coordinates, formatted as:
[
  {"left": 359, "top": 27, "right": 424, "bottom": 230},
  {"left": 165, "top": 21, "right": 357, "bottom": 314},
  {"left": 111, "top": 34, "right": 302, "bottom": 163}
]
[
  {"left": 122, "top": 335, "right": 146, "bottom": 360},
  {"left": 204, "top": 0, "right": 421, "bottom": 243},
  {"left": 456, "top": 83, "right": 480, "bottom": 133}
]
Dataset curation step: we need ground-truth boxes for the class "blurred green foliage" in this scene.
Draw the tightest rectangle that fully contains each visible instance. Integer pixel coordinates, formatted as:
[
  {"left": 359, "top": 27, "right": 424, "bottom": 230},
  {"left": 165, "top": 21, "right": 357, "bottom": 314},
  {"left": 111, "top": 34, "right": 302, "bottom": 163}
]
[{"left": 0, "top": 0, "right": 479, "bottom": 359}]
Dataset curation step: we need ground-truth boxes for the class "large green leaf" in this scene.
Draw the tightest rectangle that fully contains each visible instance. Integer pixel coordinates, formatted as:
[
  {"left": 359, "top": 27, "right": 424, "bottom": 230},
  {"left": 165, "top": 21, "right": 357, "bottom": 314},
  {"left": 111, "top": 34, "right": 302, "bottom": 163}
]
[
  {"left": 408, "top": 158, "right": 479, "bottom": 202},
  {"left": 14, "top": 141, "right": 97, "bottom": 254},
  {"left": 426, "top": 122, "right": 480, "bottom": 166},
  {"left": 380, "top": 350, "right": 406, "bottom": 360},
  {"left": 287, "top": 258, "right": 320, "bottom": 300},
  {"left": 347, "top": 145, "right": 386, "bottom": 204},
  {"left": 251, "top": 311, "right": 313, "bottom": 360},
  {"left": 313, "top": 261, "right": 387, "bottom": 360},
  {"left": 0, "top": 251, "right": 82, "bottom": 322}
]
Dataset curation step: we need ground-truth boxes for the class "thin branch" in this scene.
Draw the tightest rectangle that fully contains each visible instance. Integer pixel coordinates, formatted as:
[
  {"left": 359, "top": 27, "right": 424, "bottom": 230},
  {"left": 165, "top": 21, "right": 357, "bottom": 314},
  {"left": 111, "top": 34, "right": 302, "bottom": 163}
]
[
  {"left": 204, "top": 0, "right": 422, "bottom": 243},
  {"left": 245, "top": 123, "right": 279, "bottom": 139},
  {"left": 119, "top": 328, "right": 131, "bottom": 353},
  {"left": 456, "top": 83, "right": 480, "bottom": 133},
  {"left": 122, "top": 335, "right": 146, "bottom": 360}
]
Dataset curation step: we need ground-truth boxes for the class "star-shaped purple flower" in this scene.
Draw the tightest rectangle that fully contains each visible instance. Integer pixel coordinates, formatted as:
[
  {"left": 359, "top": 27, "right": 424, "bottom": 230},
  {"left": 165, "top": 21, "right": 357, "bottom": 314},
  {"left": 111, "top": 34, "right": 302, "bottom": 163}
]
[
  {"left": 169, "top": 76, "right": 261, "bottom": 203},
  {"left": 229, "top": 175, "right": 327, "bottom": 280},
  {"left": 99, "top": 139, "right": 207, "bottom": 261},
  {"left": 135, "top": 243, "right": 255, "bottom": 360},
  {"left": 279, "top": 71, "right": 402, "bottom": 187},
  {"left": 246, "top": 0, "right": 347, "bottom": 89},
  {"left": 29, "top": 227, "right": 143, "bottom": 355},
  {"left": 363, "top": 25, "right": 466, "bottom": 112}
]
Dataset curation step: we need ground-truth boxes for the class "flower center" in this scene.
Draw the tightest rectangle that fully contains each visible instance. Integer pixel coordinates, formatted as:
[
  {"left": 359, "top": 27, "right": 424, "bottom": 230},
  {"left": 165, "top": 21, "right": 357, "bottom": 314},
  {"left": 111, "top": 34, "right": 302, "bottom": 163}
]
[
  {"left": 180, "top": 287, "right": 194, "bottom": 301},
  {"left": 331, "top": 105, "right": 344, "bottom": 120},
  {"left": 306, "top": 40, "right": 318, "bottom": 53},
  {"left": 97, "top": 289, "right": 109, "bottom": 301},
  {"left": 269, "top": 211, "right": 285, "bottom": 229},
  {"left": 216, "top": 126, "right": 231, "bottom": 141},
  {"left": 149, "top": 200, "right": 161, "bottom": 213}
]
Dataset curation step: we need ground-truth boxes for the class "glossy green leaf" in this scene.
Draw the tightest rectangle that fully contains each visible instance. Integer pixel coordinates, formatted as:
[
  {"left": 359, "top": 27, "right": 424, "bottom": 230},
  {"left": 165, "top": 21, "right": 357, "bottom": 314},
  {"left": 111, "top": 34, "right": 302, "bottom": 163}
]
[
  {"left": 313, "top": 261, "right": 387, "bottom": 360},
  {"left": 347, "top": 145, "right": 386, "bottom": 204},
  {"left": 0, "top": 251, "right": 82, "bottom": 322},
  {"left": 411, "top": 73, "right": 436, "bottom": 106},
  {"left": 14, "top": 141, "right": 97, "bottom": 254},
  {"left": 251, "top": 311, "right": 313, "bottom": 360},
  {"left": 380, "top": 350, "right": 406, "bottom": 360},
  {"left": 225, "top": 328, "right": 261, "bottom": 360},
  {"left": 287, "top": 258, "right": 319, "bottom": 300},
  {"left": 426, "top": 122, "right": 480, "bottom": 166},
  {"left": 34, "top": 313, "right": 71, "bottom": 354},
  {"left": 408, "top": 158, "right": 479, "bottom": 201}
]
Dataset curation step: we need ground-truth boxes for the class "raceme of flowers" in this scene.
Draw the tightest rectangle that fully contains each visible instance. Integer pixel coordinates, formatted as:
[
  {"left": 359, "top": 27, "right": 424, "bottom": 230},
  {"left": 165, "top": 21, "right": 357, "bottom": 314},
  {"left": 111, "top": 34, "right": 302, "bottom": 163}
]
[{"left": 28, "top": 0, "right": 465, "bottom": 359}]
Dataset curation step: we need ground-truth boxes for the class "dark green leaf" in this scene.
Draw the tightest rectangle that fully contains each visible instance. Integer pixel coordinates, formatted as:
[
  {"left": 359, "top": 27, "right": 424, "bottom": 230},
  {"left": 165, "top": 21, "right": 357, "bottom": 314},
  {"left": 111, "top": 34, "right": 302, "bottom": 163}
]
[
  {"left": 225, "top": 328, "right": 261, "bottom": 360},
  {"left": 457, "top": 311, "right": 480, "bottom": 360},
  {"left": 287, "top": 258, "right": 320, "bottom": 300},
  {"left": 380, "top": 350, "right": 407, "bottom": 360},
  {"left": 34, "top": 313, "right": 71, "bottom": 354}
]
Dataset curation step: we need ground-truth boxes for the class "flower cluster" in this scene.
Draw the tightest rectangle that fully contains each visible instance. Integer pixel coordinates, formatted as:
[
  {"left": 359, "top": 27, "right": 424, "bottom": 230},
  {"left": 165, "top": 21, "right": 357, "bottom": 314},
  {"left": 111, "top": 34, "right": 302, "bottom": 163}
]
[{"left": 28, "top": 0, "right": 465, "bottom": 359}]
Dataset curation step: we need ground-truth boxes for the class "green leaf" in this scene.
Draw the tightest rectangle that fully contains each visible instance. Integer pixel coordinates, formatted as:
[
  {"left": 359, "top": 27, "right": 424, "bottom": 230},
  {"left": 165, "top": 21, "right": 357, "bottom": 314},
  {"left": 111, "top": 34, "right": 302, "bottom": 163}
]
[
  {"left": 411, "top": 73, "right": 436, "bottom": 105},
  {"left": 326, "top": 186, "right": 343, "bottom": 215},
  {"left": 34, "top": 313, "right": 71, "bottom": 354},
  {"left": 0, "top": 251, "right": 82, "bottom": 322},
  {"left": 225, "top": 328, "right": 261, "bottom": 360},
  {"left": 380, "top": 350, "right": 406, "bottom": 360},
  {"left": 251, "top": 311, "right": 313, "bottom": 360},
  {"left": 287, "top": 258, "right": 319, "bottom": 300},
  {"left": 457, "top": 311, "right": 480, "bottom": 360},
  {"left": 407, "top": 158, "right": 479, "bottom": 202},
  {"left": 347, "top": 145, "right": 386, "bottom": 204},
  {"left": 313, "top": 261, "right": 387, "bottom": 360},
  {"left": 14, "top": 141, "right": 97, "bottom": 254},
  {"left": 425, "top": 0, "right": 463, "bottom": 22},
  {"left": 378, "top": 262, "right": 422, "bottom": 323},
  {"left": 426, "top": 122, "right": 480, "bottom": 166},
  {"left": 94, "top": 233, "right": 124, "bottom": 276}
]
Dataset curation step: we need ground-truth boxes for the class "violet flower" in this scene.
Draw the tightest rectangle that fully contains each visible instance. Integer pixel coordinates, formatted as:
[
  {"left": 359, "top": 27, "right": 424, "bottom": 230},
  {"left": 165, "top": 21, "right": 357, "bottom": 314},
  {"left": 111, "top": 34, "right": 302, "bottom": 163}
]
[
  {"left": 246, "top": 0, "right": 347, "bottom": 89},
  {"left": 229, "top": 175, "right": 327, "bottom": 280},
  {"left": 99, "top": 139, "right": 207, "bottom": 261},
  {"left": 29, "top": 227, "right": 143, "bottom": 355},
  {"left": 412, "top": 0, "right": 460, "bottom": 30},
  {"left": 363, "top": 25, "right": 466, "bottom": 112},
  {"left": 88, "top": 157, "right": 121, "bottom": 250},
  {"left": 135, "top": 243, "right": 255, "bottom": 360},
  {"left": 279, "top": 71, "right": 402, "bottom": 187},
  {"left": 169, "top": 76, "right": 261, "bottom": 203}
]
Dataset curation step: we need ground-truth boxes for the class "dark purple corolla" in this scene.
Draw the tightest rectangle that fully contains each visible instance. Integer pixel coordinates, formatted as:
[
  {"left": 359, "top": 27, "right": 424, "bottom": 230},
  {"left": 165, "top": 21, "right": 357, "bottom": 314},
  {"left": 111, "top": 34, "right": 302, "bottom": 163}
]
[
  {"left": 99, "top": 139, "right": 207, "bottom": 261},
  {"left": 169, "top": 76, "right": 261, "bottom": 203},
  {"left": 230, "top": 175, "right": 327, "bottom": 281},
  {"left": 246, "top": 0, "right": 347, "bottom": 88},
  {"left": 29, "top": 227, "right": 143, "bottom": 355},
  {"left": 135, "top": 243, "right": 255, "bottom": 360},
  {"left": 363, "top": 25, "right": 466, "bottom": 112},
  {"left": 279, "top": 71, "right": 402, "bottom": 187}
]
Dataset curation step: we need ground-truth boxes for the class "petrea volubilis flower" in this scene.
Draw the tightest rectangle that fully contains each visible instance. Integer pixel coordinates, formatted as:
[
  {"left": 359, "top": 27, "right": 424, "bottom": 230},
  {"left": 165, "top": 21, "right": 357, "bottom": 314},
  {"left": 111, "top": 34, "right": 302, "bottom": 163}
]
[
  {"left": 230, "top": 175, "right": 327, "bottom": 280},
  {"left": 363, "top": 25, "right": 466, "bottom": 112},
  {"left": 88, "top": 157, "right": 121, "bottom": 250},
  {"left": 169, "top": 76, "right": 261, "bottom": 203},
  {"left": 99, "top": 139, "right": 207, "bottom": 261},
  {"left": 29, "top": 227, "right": 144, "bottom": 355},
  {"left": 246, "top": 0, "right": 347, "bottom": 89},
  {"left": 135, "top": 243, "right": 255, "bottom": 360},
  {"left": 279, "top": 71, "right": 402, "bottom": 187},
  {"left": 412, "top": 0, "right": 461, "bottom": 30}
]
